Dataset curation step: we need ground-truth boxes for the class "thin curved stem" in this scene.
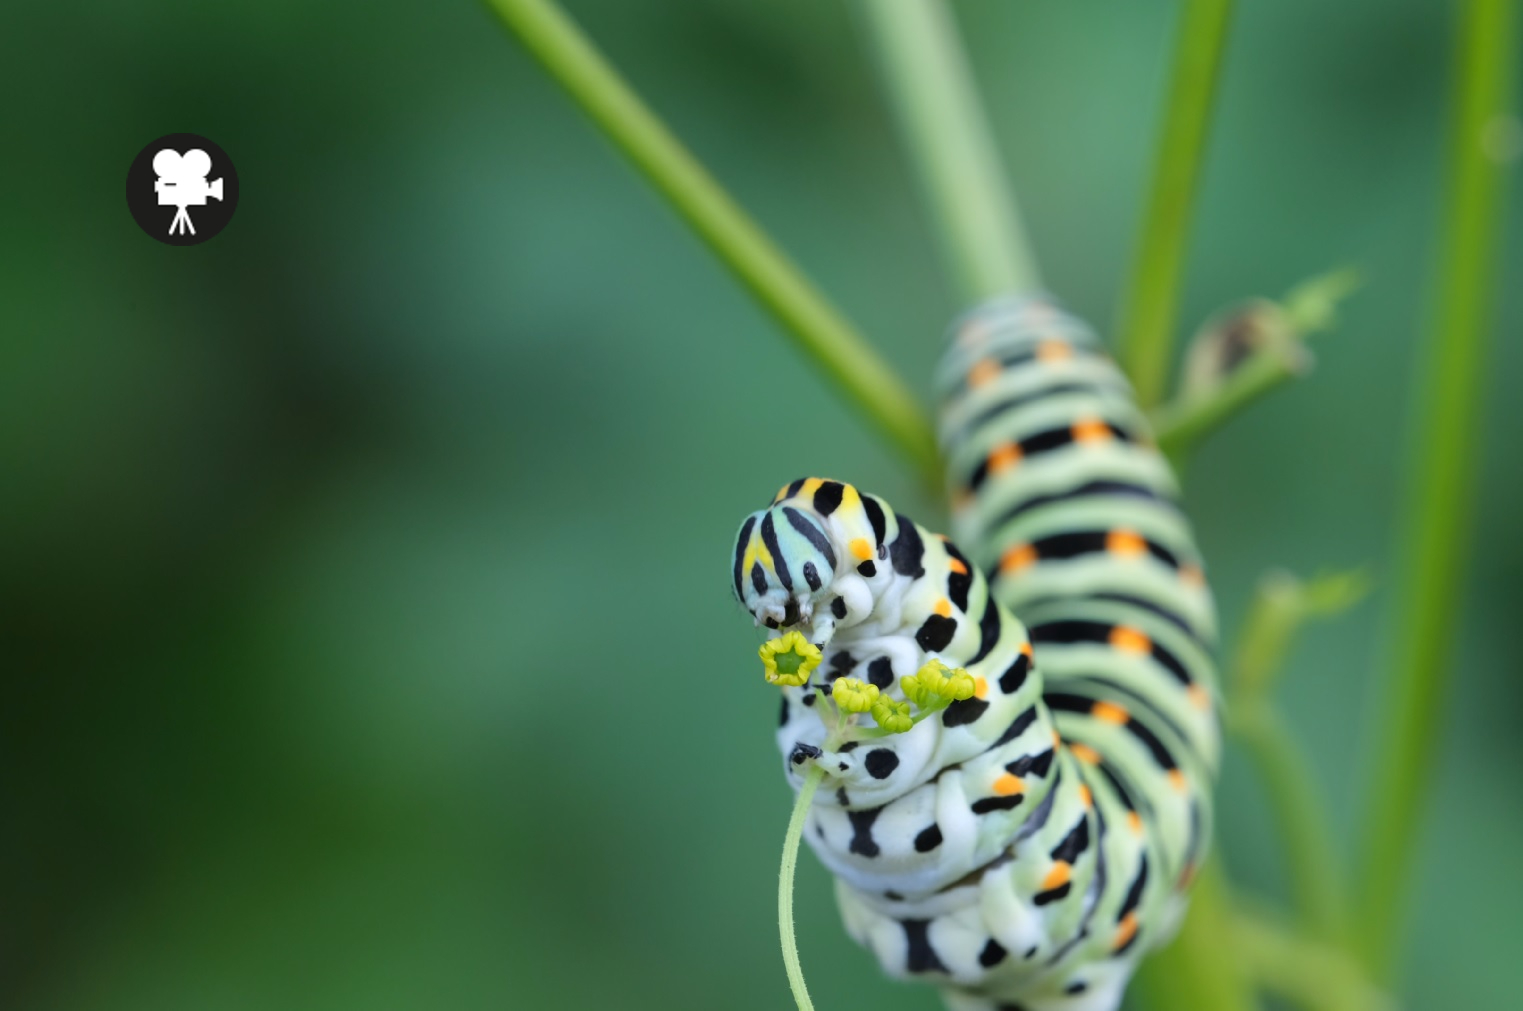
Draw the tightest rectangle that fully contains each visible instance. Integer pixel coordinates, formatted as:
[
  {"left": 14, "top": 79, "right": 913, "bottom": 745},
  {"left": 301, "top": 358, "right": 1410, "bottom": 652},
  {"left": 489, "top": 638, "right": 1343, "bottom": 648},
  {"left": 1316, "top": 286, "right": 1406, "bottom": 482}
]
[
  {"left": 1152, "top": 338, "right": 1305, "bottom": 461},
  {"left": 855, "top": 0, "right": 1042, "bottom": 302},
  {"left": 1227, "top": 570, "right": 1368, "bottom": 940},
  {"left": 1130, "top": 861, "right": 1257, "bottom": 1011},
  {"left": 1115, "top": 0, "right": 1235, "bottom": 408},
  {"left": 484, "top": 0, "right": 940, "bottom": 482},
  {"left": 1152, "top": 268, "right": 1361, "bottom": 460},
  {"left": 1356, "top": 0, "right": 1517, "bottom": 974},
  {"left": 1230, "top": 702, "right": 1349, "bottom": 942},
  {"left": 779, "top": 764, "right": 827, "bottom": 1011},
  {"left": 1232, "top": 908, "right": 1391, "bottom": 1011}
]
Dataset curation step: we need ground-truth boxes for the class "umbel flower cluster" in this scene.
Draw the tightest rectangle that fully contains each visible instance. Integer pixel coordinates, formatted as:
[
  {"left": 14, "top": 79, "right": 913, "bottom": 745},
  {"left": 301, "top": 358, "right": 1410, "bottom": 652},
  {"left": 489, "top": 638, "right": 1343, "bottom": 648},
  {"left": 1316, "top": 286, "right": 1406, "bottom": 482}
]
[{"left": 759, "top": 630, "right": 975, "bottom": 738}]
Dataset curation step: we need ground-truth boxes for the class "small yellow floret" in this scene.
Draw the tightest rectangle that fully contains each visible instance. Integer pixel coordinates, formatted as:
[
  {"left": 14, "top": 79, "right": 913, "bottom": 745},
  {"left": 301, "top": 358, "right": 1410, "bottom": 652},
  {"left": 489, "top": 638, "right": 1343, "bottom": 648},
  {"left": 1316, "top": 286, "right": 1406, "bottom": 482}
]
[
  {"left": 759, "top": 631, "right": 823, "bottom": 687},
  {"left": 945, "top": 669, "right": 977, "bottom": 701},
  {"left": 871, "top": 698, "right": 913, "bottom": 734},
  {"left": 902, "top": 660, "right": 975, "bottom": 707},
  {"left": 832, "top": 678, "right": 880, "bottom": 713}
]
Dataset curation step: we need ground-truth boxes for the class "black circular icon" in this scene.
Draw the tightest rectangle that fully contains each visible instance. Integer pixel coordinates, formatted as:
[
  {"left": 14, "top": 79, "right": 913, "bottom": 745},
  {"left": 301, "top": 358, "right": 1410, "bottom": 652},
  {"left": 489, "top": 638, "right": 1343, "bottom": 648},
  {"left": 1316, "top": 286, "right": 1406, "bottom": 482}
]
[{"left": 126, "top": 133, "right": 238, "bottom": 245}]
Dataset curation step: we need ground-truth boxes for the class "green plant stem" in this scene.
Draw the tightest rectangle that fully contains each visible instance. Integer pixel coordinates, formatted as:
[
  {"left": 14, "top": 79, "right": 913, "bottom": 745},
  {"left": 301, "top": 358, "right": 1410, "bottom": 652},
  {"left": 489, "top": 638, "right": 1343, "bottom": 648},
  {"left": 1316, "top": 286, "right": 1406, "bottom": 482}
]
[
  {"left": 1152, "top": 338, "right": 1305, "bottom": 459},
  {"left": 484, "top": 0, "right": 939, "bottom": 482},
  {"left": 1227, "top": 570, "right": 1367, "bottom": 940},
  {"left": 779, "top": 764, "right": 827, "bottom": 1011},
  {"left": 854, "top": 0, "right": 1041, "bottom": 302},
  {"left": 1122, "top": 7, "right": 1252, "bottom": 1008},
  {"left": 1355, "top": 0, "right": 1517, "bottom": 975},
  {"left": 1116, "top": 0, "right": 1235, "bottom": 408},
  {"left": 1230, "top": 569, "right": 1371, "bottom": 700},
  {"left": 1131, "top": 860, "right": 1257, "bottom": 1011},
  {"left": 1229, "top": 702, "right": 1349, "bottom": 942},
  {"left": 1152, "top": 268, "right": 1361, "bottom": 458},
  {"left": 1232, "top": 909, "right": 1389, "bottom": 1011},
  {"left": 1229, "top": 571, "right": 1310, "bottom": 699}
]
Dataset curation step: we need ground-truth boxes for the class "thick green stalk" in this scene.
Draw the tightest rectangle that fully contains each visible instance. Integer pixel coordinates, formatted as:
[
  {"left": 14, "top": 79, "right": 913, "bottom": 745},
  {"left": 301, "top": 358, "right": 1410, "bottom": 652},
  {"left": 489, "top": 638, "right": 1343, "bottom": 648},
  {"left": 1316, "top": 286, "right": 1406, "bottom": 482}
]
[
  {"left": 1115, "top": 0, "right": 1235, "bottom": 408},
  {"left": 1355, "top": 0, "right": 1517, "bottom": 974},
  {"left": 854, "top": 0, "right": 1042, "bottom": 302},
  {"left": 484, "top": 0, "right": 939, "bottom": 482},
  {"left": 1122, "top": 5, "right": 1255, "bottom": 1006},
  {"left": 779, "top": 764, "right": 826, "bottom": 1011}
]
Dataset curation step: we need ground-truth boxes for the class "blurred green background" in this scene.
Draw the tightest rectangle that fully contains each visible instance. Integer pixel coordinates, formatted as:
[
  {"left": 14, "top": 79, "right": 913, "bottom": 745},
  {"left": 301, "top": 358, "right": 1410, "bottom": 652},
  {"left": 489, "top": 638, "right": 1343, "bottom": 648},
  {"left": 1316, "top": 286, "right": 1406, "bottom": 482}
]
[{"left": 4, "top": 1, "right": 1519, "bottom": 1008}]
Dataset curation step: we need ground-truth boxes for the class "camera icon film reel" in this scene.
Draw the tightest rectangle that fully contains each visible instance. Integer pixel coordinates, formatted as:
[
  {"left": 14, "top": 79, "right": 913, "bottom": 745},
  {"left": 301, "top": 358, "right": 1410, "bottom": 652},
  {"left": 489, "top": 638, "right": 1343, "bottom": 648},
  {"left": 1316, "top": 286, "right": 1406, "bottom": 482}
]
[{"left": 127, "top": 134, "right": 238, "bottom": 245}]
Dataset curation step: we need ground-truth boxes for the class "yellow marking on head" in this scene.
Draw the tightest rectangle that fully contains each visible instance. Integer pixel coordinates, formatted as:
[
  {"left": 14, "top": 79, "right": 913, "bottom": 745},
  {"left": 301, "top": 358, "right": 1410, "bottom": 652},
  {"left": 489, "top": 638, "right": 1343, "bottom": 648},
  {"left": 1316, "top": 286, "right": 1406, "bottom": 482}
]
[
  {"left": 1113, "top": 912, "right": 1139, "bottom": 951},
  {"left": 1126, "top": 811, "right": 1144, "bottom": 834},
  {"left": 799, "top": 477, "right": 825, "bottom": 500},
  {"left": 758, "top": 533, "right": 778, "bottom": 571},
  {"left": 741, "top": 533, "right": 775, "bottom": 576},
  {"left": 849, "top": 537, "right": 873, "bottom": 561},
  {"left": 948, "top": 557, "right": 968, "bottom": 575},
  {"left": 1000, "top": 543, "right": 1038, "bottom": 574},
  {"left": 1110, "top": 626, "right": 1151, "bottom": 655},
  {"left": 1106, "top": 529, "right": 1147, "bottom": 558},
  {"left": 993, "top": 773, "right": 1024, "bottom": 796},
  {"left": 968, "top": 358, "right": 1001, "bottom": 389},
  {"left": 1022, "top": 642, "right": 1035, "bottom": 660},
  {"left": 1092, "top": 701, "right": 1129, "bottom": 726},
  {"left": 1187, "top": 684, "right": 1211, "bottom": 711},
  {"left": 1036, "top": 339, "right": 1072, "bottom": 363},
  {"left": 839, "top": 483, "right": 862, "bottom": 514},
  {"left": 1078, "top": 784, "right": 1092, "bottom": 808},
  {"left": 974, "top": 676, "right": 988, "bottom": 699},
  {"left": 1072, "top": 417, "right": 1112, "bottom": 443},
  {"left": 933, "top": 598, "right": 952, "bottom": 618},
  {"left": 1167, "top": 769, "right": 1188, "bottom": 792},
  {"left": 1070, "top": 743, "right": 1101, "bottom": 765},
  {"left": 1041, "top": 861, "right": 1072, "bottom": 890}
]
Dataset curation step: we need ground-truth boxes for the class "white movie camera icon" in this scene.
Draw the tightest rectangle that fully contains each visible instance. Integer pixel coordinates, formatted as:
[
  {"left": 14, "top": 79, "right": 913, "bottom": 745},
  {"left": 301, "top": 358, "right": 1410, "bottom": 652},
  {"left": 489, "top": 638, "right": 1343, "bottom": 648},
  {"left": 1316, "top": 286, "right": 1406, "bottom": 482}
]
[{"left": 153, "top": 148, "right": 223, "bottom": 236}]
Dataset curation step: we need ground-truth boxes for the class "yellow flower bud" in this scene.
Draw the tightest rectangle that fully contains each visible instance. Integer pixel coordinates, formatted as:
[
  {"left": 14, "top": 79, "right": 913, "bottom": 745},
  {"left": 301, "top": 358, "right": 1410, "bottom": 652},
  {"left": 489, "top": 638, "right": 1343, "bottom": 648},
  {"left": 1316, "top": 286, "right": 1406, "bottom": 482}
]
[
  {"left": 945, "top": 669, "right": 976, "bottom": 701},
  {"left": 831, "top": 677, "right": 880, "bottom": 713},
  {"left": 903, "top": 659, "right": 973, "bottom": 707},
  {"left": 902, "top": 661, "right": 942, "bottom": 707},
  {"left": 871, "top": 698, "right": 913, "bottom": 734},
  {"left": 759, "top": 631, "right": 823, "bottom": 687}
]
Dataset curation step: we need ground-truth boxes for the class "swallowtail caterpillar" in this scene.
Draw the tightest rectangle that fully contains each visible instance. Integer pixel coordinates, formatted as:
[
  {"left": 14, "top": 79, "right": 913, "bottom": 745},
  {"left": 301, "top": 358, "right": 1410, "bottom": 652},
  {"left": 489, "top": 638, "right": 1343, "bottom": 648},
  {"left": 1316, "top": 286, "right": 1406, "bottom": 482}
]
[{"left": 733, "top": 297, "right": 1218, "bottom": 1011}]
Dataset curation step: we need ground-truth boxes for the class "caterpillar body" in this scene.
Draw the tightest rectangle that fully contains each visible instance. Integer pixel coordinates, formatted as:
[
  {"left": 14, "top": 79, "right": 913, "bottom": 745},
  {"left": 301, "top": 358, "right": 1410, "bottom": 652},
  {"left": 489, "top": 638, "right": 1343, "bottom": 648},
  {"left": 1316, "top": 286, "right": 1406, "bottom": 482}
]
[{"left": 731, "top": 297, "right": 1219, "bottom": 1011}]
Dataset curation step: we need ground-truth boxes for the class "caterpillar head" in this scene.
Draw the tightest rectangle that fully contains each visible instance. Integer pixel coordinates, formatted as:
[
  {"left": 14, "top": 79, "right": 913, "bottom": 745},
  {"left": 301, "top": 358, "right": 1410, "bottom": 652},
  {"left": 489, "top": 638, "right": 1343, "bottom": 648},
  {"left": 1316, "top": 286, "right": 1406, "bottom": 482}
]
[{"left": 732, "top": 504, "right": 838, "bottom": 634}]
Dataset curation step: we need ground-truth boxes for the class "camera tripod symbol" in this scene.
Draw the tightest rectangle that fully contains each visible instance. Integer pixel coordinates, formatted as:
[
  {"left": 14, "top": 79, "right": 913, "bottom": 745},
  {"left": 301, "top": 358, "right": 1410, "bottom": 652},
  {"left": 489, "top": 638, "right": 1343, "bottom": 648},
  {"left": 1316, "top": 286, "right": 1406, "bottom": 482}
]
[{"left": 153, "top": 148, "right": 224, "bottom": 236}]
